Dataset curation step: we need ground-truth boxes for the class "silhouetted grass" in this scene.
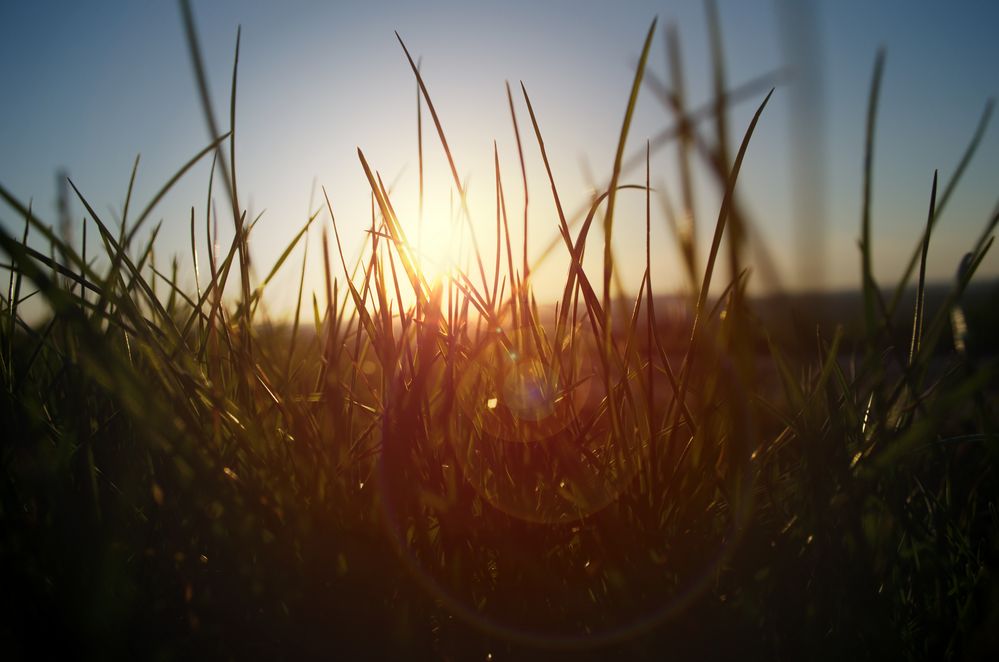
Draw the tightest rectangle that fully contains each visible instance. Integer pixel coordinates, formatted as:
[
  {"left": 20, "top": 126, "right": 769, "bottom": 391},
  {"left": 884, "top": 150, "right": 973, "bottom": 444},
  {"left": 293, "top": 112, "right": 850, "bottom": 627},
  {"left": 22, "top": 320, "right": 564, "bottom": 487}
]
[{"left": 1, "top": 5, "right": 997, "bottom": 660}]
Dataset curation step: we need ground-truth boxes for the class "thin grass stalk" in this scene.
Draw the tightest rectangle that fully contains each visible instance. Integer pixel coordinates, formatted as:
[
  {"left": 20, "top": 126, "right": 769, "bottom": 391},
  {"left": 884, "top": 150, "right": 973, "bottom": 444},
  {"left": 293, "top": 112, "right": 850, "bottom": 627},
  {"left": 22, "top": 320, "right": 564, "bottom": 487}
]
[
  {"left": 889, "top": 100, "right": 994, "bottom": 317},
  {"left": 665, "top": 24, "right": 699, "bottom": 288},
  {"left": 396, "top": 33, "right": 491, "bottom": 300},
  {"left": 861, "top": 50, "right": 886, "bottom": 344},
  {"left": 908, "top": 171, "right": 937, "bottom": 368}
]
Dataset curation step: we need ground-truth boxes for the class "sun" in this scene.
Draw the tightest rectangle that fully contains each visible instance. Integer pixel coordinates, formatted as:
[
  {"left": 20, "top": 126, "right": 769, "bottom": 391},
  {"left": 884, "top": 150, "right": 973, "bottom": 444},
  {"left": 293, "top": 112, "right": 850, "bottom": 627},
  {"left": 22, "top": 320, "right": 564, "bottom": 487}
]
[{"left": 406, "top": 206, "right": 461, "bottom": 283}]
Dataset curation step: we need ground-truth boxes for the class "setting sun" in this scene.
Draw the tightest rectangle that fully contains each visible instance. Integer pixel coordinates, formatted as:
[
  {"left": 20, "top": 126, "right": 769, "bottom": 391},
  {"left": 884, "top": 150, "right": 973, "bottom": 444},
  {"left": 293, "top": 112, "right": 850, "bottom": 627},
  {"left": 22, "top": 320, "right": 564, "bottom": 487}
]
[{"left": 408, "top": 206, "right": 459, "bottom": 284}]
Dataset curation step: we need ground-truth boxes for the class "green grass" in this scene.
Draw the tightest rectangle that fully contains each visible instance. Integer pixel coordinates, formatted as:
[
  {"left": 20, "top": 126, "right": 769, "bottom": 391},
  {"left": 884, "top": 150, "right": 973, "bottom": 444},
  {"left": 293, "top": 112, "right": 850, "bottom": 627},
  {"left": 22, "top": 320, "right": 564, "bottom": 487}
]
[{"left": 1, "top": 6, "right": 998, "bottom": 660}]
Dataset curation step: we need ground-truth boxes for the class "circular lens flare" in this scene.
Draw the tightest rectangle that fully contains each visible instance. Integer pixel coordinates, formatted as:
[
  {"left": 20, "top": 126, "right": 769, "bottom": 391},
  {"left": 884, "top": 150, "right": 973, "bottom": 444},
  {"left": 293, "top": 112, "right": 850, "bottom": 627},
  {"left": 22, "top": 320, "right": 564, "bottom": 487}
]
[{"left": 450, "top": 324, "right": 646, "bottom": 524}]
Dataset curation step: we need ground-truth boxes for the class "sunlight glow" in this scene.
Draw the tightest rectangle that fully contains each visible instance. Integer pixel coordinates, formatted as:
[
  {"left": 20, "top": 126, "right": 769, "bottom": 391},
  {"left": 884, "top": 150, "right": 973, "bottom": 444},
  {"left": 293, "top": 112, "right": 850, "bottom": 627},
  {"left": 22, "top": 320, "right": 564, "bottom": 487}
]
[{"left": 408, "top": 206, "right": 460, "bottom": 283}]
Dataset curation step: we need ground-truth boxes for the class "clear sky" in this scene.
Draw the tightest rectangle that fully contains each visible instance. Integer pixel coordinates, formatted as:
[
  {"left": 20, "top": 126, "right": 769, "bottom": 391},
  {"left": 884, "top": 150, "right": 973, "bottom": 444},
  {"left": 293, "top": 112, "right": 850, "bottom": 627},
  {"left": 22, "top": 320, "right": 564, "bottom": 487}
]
[{"left": 2, "top": 0, "right": 997, "bottom": 320}]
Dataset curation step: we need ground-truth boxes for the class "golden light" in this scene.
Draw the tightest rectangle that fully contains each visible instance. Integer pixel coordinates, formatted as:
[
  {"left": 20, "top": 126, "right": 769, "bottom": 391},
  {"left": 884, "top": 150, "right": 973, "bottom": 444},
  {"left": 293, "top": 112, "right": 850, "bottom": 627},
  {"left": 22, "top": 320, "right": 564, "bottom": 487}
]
[{"left": 407, "top": 204, "right": 461, "bottom": 284}]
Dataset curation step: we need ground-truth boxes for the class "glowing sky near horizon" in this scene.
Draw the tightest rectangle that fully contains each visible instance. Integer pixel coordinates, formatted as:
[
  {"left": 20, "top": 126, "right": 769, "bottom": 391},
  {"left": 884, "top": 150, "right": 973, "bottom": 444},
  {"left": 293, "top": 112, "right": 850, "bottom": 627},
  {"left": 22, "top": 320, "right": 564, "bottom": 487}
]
[{"left": 1, "top": 0, "right": 997, "bottom": 320}]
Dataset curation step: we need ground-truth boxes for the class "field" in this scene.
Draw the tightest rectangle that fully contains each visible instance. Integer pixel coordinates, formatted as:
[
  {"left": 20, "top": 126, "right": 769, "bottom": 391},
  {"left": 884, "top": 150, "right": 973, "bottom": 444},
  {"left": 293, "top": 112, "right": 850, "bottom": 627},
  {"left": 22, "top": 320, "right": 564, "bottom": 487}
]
[{"left": 2, "top": 6, "right": 998, "bottom": 660}]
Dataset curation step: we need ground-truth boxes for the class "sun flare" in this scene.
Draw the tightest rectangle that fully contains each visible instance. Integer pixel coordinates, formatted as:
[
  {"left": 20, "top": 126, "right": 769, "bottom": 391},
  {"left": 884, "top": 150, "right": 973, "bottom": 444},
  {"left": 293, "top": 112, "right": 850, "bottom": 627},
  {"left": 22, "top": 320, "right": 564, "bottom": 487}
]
[{"left": 407, "top": 206, "right": 461, "bottom": 283}]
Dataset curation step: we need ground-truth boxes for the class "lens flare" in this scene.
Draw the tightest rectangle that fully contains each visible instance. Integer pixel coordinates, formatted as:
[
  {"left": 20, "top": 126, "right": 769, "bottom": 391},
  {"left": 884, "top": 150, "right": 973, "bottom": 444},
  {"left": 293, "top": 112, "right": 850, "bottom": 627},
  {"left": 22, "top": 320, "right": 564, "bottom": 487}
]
[{"left": 446, "top": 324, "right": 648, "bottom": 524}]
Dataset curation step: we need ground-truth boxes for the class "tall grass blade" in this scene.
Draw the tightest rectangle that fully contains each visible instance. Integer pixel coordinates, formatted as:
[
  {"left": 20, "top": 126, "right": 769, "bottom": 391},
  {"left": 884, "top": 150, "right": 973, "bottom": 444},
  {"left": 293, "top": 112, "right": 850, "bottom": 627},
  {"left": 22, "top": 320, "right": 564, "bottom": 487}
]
[
  {"left": 602, "top": 17, "right": 657, "bottom": 318},
  {"left": 861, "top": 50, "right": 885, "bottom": 343},
  {"left": 889, "top": 99, "right": 994, "bottom": 316},
  {"left": 908, "top": 171, "right": 937, "bottom": 368}
]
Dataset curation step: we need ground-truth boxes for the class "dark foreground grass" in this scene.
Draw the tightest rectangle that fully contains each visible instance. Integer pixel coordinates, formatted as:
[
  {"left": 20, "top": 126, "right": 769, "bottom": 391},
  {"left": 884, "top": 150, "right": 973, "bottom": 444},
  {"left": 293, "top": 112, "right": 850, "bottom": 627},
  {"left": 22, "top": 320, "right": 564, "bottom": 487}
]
[{"left": 2, "top": 6, "right": 998, "bottom": 660}]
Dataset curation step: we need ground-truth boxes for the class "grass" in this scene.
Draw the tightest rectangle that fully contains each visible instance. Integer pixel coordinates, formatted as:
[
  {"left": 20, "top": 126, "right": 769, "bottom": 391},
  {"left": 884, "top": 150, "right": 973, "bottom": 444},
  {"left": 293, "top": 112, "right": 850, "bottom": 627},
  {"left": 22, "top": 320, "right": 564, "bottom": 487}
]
[{"left": 2, "top": 5, "right": 998, "bottom": 660}]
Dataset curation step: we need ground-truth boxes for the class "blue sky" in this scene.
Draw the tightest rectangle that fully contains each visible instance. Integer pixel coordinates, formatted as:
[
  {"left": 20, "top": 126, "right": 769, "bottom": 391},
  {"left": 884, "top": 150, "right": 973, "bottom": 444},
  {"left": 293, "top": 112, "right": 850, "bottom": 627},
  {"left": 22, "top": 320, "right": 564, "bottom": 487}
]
[{"left": 2, "top": 1, "right": 997, "bottom": 319}]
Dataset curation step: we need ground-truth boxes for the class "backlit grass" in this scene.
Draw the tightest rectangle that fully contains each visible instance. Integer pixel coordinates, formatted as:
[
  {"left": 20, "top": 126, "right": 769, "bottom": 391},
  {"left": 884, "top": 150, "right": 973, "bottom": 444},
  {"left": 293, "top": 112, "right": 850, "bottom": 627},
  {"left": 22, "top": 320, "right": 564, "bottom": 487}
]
[{"left": 1, "top": 5, "right": 997, "bottom": 659}]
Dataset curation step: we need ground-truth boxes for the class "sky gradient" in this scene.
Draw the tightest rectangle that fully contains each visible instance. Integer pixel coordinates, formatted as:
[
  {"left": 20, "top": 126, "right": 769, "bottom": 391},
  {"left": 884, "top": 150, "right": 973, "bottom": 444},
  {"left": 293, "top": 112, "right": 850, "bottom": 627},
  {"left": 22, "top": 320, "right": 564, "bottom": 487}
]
[{"left": 2, "top": 0, "right": 997, "bottom": 320}]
